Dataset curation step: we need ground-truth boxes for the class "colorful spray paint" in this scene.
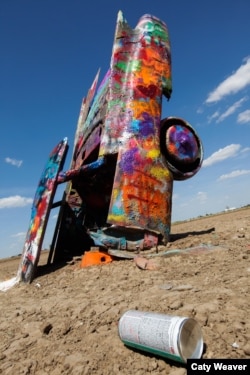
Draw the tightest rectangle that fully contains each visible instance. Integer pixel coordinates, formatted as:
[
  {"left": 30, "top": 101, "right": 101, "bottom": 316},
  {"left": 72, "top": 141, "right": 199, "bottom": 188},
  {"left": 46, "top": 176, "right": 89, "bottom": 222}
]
[
  {"left": 99, "top": 13, "right": 173, "bottom": 241},
  {"left": 49, "top": 11, "right": 203, "bottom": 263},
  {"left": 0, "top": 12, "right": 203, "bottom": 286},
  {"left": 18, "top": 138, "right": 68, "bottom": 282}
]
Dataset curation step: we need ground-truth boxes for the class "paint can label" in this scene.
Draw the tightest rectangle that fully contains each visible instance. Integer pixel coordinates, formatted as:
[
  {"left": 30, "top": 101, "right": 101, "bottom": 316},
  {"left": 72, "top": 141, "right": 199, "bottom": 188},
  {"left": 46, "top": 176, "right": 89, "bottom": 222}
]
[{"left": 118, "top": 310, "right": 203, "bottom": 363}]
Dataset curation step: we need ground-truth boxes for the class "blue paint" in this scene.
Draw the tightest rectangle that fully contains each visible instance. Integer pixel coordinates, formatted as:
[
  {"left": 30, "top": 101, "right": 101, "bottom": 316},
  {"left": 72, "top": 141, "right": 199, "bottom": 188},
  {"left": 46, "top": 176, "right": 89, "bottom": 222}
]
[{"left": 120, "top": 148, "right": 138, "bottom": 174}]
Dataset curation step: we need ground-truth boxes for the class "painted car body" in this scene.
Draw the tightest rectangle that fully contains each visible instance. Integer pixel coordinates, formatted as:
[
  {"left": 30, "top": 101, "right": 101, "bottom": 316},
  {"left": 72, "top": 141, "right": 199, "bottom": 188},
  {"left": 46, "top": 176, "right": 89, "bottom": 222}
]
[{"left": 50, "top": 12, "right": 203, "bottom": 262}]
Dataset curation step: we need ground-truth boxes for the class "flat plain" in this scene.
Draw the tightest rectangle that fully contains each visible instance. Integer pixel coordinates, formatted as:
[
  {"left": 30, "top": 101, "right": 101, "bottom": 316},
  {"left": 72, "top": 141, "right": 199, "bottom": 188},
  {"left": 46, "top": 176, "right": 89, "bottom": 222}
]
[{"left": 0, "top": 207, "right": 249, "bottom": 374}]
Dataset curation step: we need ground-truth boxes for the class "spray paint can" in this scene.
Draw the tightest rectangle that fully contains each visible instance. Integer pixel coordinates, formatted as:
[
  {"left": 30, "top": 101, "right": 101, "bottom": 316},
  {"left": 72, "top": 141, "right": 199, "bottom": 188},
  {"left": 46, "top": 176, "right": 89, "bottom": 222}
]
[{"left": 118, "top": 310, "right": 203, "bottom": 363}]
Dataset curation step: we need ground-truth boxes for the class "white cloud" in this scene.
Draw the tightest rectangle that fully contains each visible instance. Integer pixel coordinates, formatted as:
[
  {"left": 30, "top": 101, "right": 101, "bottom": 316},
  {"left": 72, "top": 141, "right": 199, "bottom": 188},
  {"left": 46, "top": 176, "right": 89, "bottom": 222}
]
[
  {"left": 203, "top": 144, "right": 241, "bottom": 167},
  {"left": 206, "top": 56, "right": 250, "bottom": 103},
  {"left": 216, "top": 97, "right": 247, "bottom": 123},
  {"left": 11, "top": 232, "right": 26, "bottom": 238},
  {"left": 207, "top": 110, "right": 220, "bottom": 123},
  {"left": 5, "top": 157, "right": 23, "bottom": 168},
  {"left": 218, "top": 169, "right": 250, "bottom": 180},
  {"left": 0, "top": 195, "right": 33, "bottom": 209},
  {"left": 197, "top": 191, "right": 207, "bottom": 204},
  {"left": 196, "top": 107, "right": 203, "bottom": 114},
  {"left": 241, "top": 147, "right": 250, "bottom": 153},
  {"left": 237, "top": 109, "right": 250, "bottom": 124}
]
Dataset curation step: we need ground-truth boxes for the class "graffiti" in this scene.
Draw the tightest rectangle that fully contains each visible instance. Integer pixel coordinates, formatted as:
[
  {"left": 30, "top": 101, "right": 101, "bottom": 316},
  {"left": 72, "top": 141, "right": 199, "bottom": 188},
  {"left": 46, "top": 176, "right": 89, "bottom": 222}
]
[
  {"left": 49, "top": 12, "right": 203, "bottom": 263},
  {"left": 18, "top": 138, "right": 68, "bottom": 282}
]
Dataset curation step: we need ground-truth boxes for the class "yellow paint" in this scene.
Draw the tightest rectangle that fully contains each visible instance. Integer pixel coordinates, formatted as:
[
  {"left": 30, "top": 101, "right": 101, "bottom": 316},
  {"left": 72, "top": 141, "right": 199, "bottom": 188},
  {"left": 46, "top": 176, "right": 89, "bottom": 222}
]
[
  {"left": 147, "top": 148, "right": 160, "bottom": 159},
  {"left": 150, "top": 165, "right": 171, "bottom": 180}
]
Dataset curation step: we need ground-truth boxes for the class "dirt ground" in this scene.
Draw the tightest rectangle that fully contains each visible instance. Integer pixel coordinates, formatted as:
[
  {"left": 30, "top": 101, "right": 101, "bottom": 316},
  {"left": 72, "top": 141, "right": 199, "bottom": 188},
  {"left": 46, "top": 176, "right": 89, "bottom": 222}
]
[{"left": 0, "top": 207, "right": 249, "bottom": 374}]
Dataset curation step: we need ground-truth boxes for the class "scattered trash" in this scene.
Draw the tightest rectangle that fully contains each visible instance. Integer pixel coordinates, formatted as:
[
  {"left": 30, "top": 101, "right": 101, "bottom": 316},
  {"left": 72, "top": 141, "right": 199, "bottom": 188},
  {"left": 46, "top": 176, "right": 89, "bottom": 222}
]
[
  {"left": 232, "top": 342, "right": 239, "bottom": 349},
  {"left": 108, "top": 249, "right": 136, "bottom": 259},
  {"left": 123, "top": 244, "right": 225, "bottom": 260},
  {"left": 0, "top": 276, "right": 19, "bottom": 292},
  {"left": 159, "top": 283, "right": 173, "bottom": 290},
  {"left": 118, "top": 310, "right": 203, "bottom": 363},
  {"left": 134, "top": 256, "right": 159, "bottom": 270},
  {"left": 80, "top": 249, "right": 113, "bottom": 268}
]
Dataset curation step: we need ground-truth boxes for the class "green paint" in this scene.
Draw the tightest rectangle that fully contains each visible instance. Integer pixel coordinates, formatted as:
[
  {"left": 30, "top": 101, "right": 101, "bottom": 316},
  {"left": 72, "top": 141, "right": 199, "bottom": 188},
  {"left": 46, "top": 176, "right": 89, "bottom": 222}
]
[{"left": 115, "top": 60, "right": 141, "bottom": 73}]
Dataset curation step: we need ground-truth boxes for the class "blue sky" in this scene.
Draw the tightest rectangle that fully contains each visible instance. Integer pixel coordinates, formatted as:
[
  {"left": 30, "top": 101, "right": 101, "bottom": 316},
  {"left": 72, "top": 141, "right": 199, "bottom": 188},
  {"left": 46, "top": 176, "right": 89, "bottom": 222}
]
[{"left": 1, "top": 0, "right": 250, "bottom": 259}]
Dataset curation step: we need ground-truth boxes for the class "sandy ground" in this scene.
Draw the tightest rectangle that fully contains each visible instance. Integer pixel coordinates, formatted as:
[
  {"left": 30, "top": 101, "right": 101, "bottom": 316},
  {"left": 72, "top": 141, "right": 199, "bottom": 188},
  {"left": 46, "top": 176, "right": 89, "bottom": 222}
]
[{"left": 0, "top": 207, "right": 249, "bottom": 374}]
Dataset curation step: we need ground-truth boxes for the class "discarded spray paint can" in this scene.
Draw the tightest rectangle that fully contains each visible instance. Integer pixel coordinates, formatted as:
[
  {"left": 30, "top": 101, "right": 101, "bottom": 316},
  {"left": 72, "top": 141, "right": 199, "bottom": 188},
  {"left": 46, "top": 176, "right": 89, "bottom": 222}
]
[{"left": 118, "top": 310, "right": 203, "bottom": 363}]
